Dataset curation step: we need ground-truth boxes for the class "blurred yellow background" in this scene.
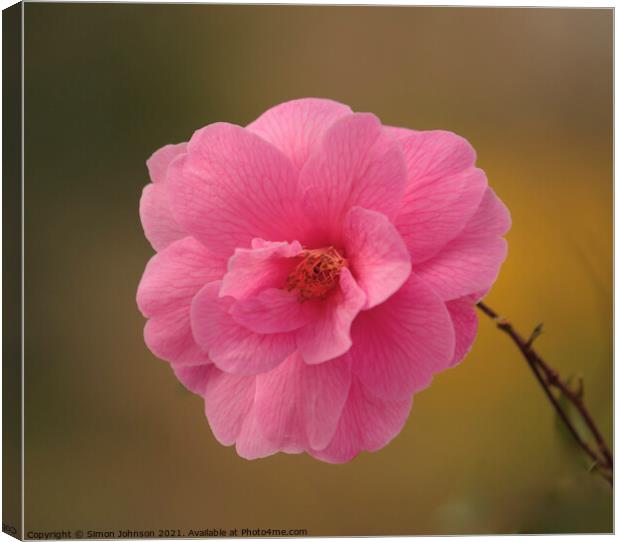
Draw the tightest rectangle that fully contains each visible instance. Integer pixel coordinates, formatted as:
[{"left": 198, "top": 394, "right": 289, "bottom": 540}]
[{"left": 23, "top": 5, "right": 612, "bottom": 535}]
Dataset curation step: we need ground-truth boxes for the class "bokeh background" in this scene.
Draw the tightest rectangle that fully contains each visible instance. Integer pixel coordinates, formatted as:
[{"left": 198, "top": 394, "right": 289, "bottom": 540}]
[{"left": 22, "top": 4, "right": 612, "bottom": 536}]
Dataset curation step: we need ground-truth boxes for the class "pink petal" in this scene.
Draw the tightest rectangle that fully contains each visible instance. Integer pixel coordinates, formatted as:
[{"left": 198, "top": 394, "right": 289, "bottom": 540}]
[
  {"left": 140, "top": 143, "right": 189, "bottom": 251},
  {"left": 246, "top": 98, "right": 352, "bottom": 170},
  {"left": 446, "top": 296, "right": 479, "bottom": 367},
  {"left": 414, "top": 187, "right": 510, "bottom": 301},
  {"left": 139, "top": 183, "right": 187, "bottom": 252},
  {"left": 299, "top": 113, "right": 406, "bottom": 241},
  {"left": 137, "top": 237, "right": 225, "bottom": 318},
  {"left": 168, "top": 123, "right": 307, "bottom": 261},
  {"left": 310, "top": 378, "right": 412, "bottom": 464},
  {"left": 303, "top": 358, "right": 353, "bottom": 450},
  {"left": 191, "top": 281, "right": 296, "bottom": 375},
  {"left": 458, "top": 187, "right": 512, "bottom": 238},
  {"left": 230, "top": 288, "right": 320, "bottom": 334},
  {"left": 397, "top": 130, "right": 476, "bottom": 181},
  {"left": 386, "top": 126, "right": 418, "bottom": 140},
  {"left": 220, "top": 240, "right": 302, "bottom": 300},
  {"left": 296, "top": 268, "right": 367, "bottom": 365},
  {"left": 253, "top": 354, "right": 307, "bottom": 450},
  {"left": 203, "top": 368, "right": 255, "bottom": 445},
  {"left": 253, "top": 353, "right": 352, "bottom": 451},
  {"left": 143, "top": 308, "right": 210, "bottom": 365},
  {"left": 394, "top": 131, "right": 488, "bottom": 264},
  {"left": 146, "top": 142, "right": 187, "bottom": 184},
  {"left": 343, "top": 206, "right": 411, "bottom": 309},
  {"left": 236, "top": 407, "right": 279, "bottom": 460},
  {"left": 136, "top": 237, "right": 225, "bottom": 364},
  {"left": 350, "top": 273, "right": 455, "bottom": 401},
  {"left": 415, "top": 236, "right": 508, "bottom": 301},
  {"left": 173, "top": 364, "right": 212, "bottom": 395}
]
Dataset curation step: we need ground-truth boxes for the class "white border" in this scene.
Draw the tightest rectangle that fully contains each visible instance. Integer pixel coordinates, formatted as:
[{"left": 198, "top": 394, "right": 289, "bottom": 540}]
[{"left": 0, "top": 2, "right": 615, "bottom": 542}]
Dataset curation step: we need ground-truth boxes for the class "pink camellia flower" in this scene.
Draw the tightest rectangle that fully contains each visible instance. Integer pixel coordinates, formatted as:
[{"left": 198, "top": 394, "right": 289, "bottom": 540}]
[{"left": 137, "top": 98, "right": 510, "bottom": 463}]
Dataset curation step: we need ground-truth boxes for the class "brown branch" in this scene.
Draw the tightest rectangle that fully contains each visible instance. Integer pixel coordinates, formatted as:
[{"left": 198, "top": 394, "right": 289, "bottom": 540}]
[{"left": 476, "top": 301, "right": 612, "bottom": 486}]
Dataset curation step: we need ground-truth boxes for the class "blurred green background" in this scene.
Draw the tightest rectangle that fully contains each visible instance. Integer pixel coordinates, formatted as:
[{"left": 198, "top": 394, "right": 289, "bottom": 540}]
[{"left": 23, "top": 4, "right": 612, "bottom": 535}]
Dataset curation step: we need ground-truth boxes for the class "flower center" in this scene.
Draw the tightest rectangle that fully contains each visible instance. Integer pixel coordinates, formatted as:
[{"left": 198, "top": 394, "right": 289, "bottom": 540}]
[{"left": 286, "top": 246, "right": 347, "bottom": 302}]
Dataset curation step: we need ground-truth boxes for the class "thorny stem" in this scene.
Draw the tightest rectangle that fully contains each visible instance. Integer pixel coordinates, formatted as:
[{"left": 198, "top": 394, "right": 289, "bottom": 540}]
[{"left": 476, "top": 301, "right": 613, "bottom": 486}]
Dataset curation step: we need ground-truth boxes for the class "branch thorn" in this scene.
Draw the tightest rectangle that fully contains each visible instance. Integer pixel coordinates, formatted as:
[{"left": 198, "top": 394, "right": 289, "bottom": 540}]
[
  {"left": 576, "top": 375, "right": 584, "bottom": 399},
  {"left": 526, "top": 323, "right": 544, "bottom": 348}
]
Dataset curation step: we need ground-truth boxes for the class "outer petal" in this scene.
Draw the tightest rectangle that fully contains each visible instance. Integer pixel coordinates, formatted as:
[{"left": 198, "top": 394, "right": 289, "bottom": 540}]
[
  {"left": 140, "top": 184, "right": 187, "bottom": 251},
  {"left": 137, "top": 237, "right": 224, "bottom": 317},
  {"left": 386, "top": 126, "right": 418, "bottom": 140},
  {"left": 310, "top": 378, "right": 412, "bottom": 464},
  {"left": 350, "top": 273, "right": 455, "bottom": 401},
  {"left": 395, "top": 130, "right": 475, "bottom": 182},
  {"left": 343, "top": 206, "right": 411, "bottom": 309},
  {"left": 414, "top": 187, "right": 511, "bottom": 300},
  {"left": 140, "top": 143, "right": 189, "bottom": 251},
  {"left": 191, "top": 281, "right": 296, "bottom": 375},
  {"left": 173, "top": 364, "right": 212, "bottom": 395},
  {"left": 458, "top": 187, "right": 511, "bottom": 238},
  {"left": 146, "top": 142, "right": 187, "bottom": 184},
  {"left": 415, "top": 238, "right": 507, "bottom": 301},
  {"left": 394, "top": 131, "right": 488, "bottom": 264},
  {"left": 446, "top": 296, "right": 478, "bottom": 367},
  {"left": 230, "top": 288, "right": 320, "bottom": 334},
  {"left": 143, "top": 309, "right": 209, "bottom": 366},
  {"left": 236, "top": 407, "right": 279, "bottom": 460},
  {"left": 253, "top": 352, "right": 352, "bottom": 451},
  {"left": 246, "top": 98, "right": 352, "bottom": 170},
  {"left": 136, "top": 237, "right": 225, "bottom": 364},
  {"left": 204, "top": 375, "right": 302, "bottom": 459},
  {"left": 296, "top": 268, "right": 367, "bottom": 365},
  {"left": 168, "top": 123, "right": 307, "bottom": 261},
  {"left": 220, "top": 240, "right": 302, "bottom": 300},
  {"left": 299, "top": 113, "right": 407, "bottom": 241},
  {"left": 203, "top": 368, "right": 255, "bottom": 446}
]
